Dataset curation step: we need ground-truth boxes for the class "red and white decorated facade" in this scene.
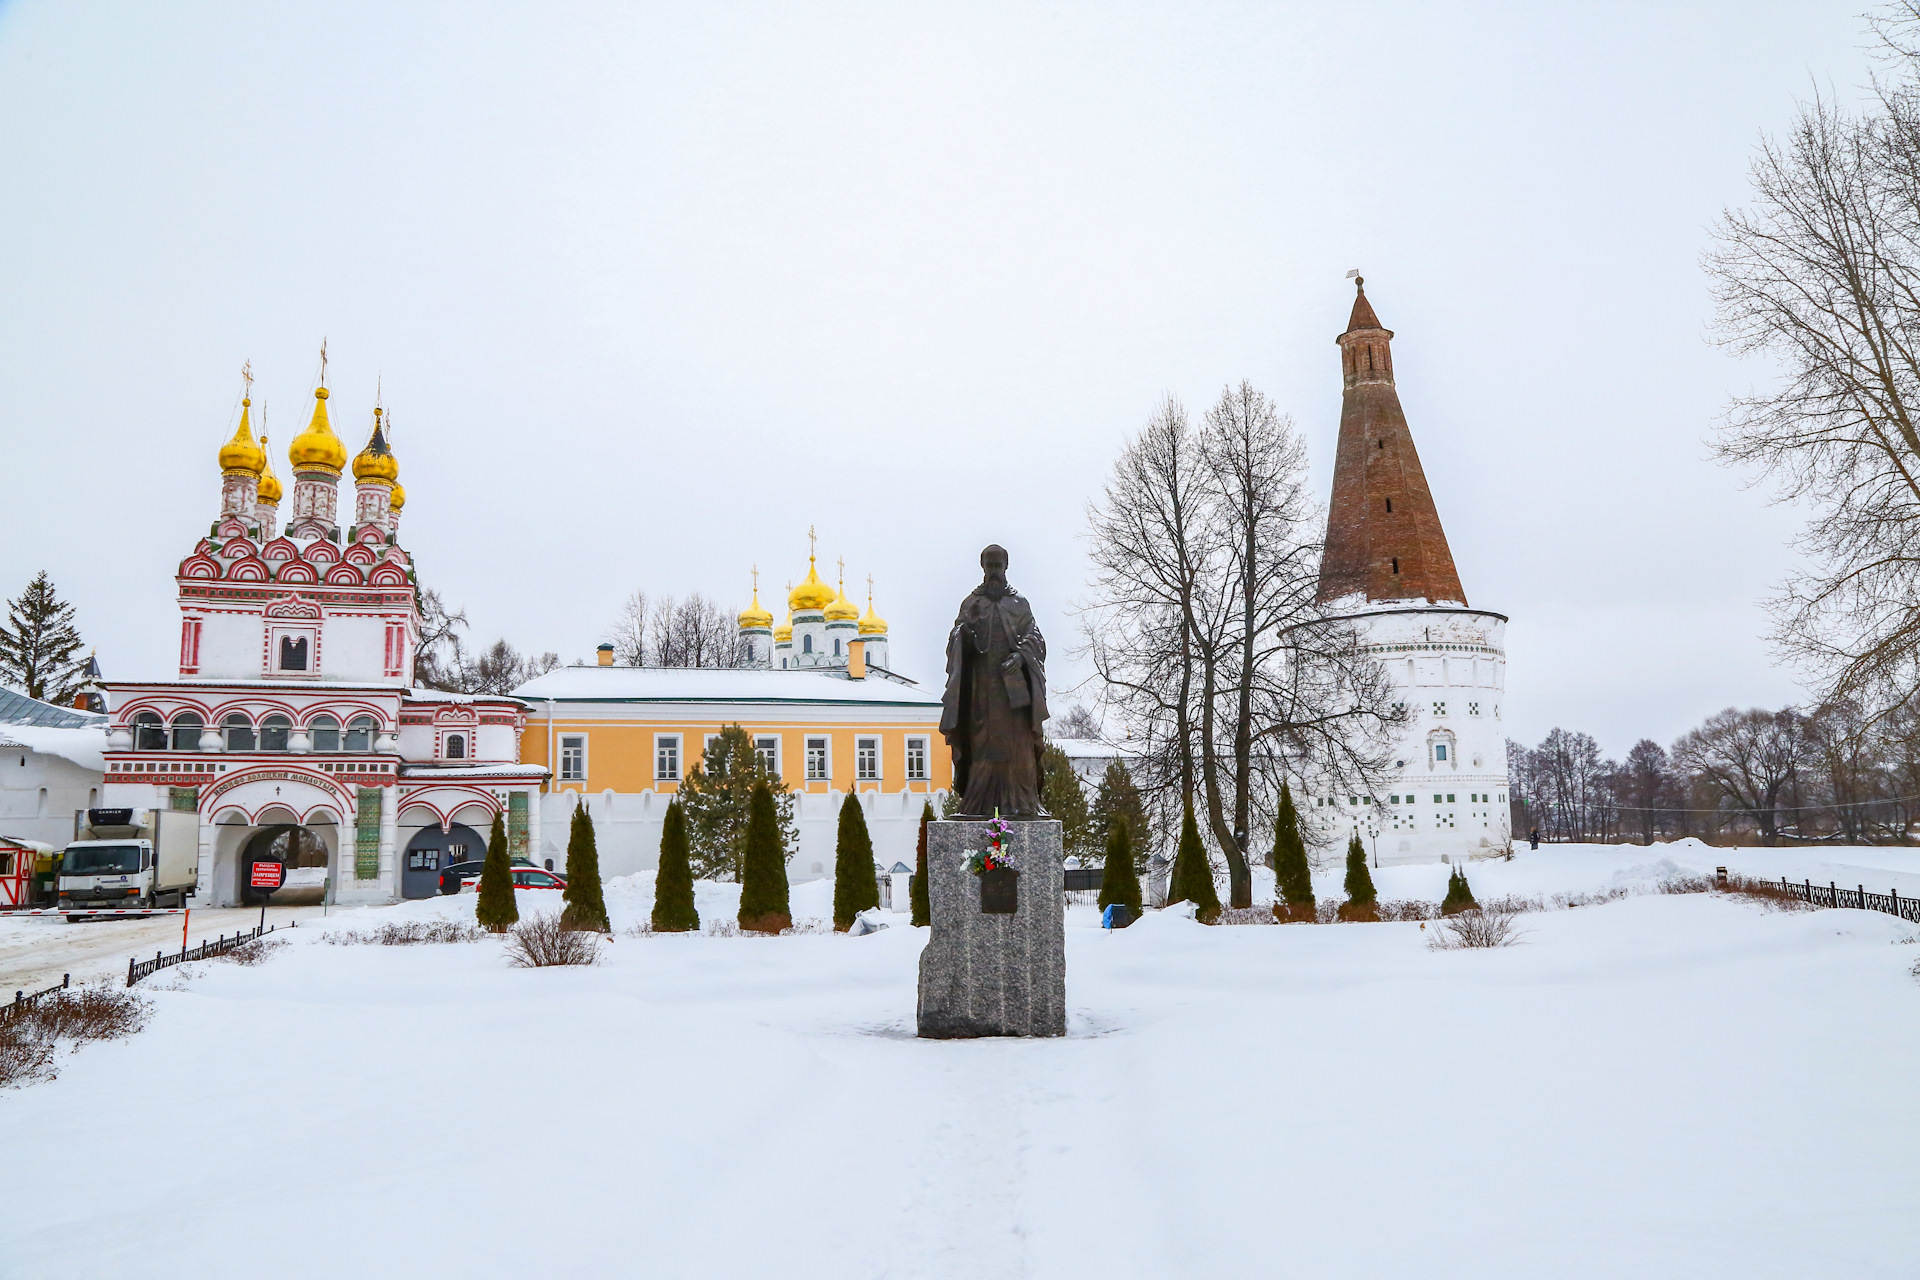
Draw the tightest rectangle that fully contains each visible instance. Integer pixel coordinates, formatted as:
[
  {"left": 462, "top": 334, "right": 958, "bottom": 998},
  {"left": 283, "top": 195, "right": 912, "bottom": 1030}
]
[{"left": 100, "top": 381, "right": 548, "bottom": 906}]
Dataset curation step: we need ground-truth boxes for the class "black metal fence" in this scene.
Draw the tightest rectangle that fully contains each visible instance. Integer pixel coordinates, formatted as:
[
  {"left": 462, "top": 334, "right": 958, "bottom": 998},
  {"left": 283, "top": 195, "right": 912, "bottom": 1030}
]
[
  {"left": 1063, "top": 868, "right": 1104, "bottom": 893},
  {"left": 127, "top": 923, "right": 277, "bottom": 987},
  {"left": 1, "top": 973, "right": 70, "bottom": 1026},
  {"left": 1778, "top": 877, "right": 1920, "bottom": 924}
]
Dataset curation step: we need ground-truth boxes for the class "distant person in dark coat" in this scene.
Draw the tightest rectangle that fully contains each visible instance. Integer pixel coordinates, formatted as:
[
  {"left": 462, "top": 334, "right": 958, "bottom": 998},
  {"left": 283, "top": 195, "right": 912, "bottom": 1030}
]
[{"left": 1528, "top": 828, "right": 1540, "bottom": 851}]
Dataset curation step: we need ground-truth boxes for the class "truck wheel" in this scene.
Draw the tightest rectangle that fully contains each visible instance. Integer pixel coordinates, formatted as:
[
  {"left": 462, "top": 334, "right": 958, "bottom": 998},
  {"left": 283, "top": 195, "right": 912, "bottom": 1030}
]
[{"left": 65, "top": 914, "right": 84, "bottom": 923}]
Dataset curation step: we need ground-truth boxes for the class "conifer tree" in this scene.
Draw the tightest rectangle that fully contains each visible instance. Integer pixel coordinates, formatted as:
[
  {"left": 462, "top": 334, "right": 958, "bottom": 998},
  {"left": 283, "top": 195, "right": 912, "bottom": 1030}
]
[
  {"left": 1271, "top": 783, "right": 1316, "bottom": 922},
  {"left": 832, "top": 791, "right": 880, "bottom": 931},
  {"left": 561, "top": 803, "right": 611, "bottom": 932},
  {"left": 651, "top": 799, "right": 699, "bottom": 932},
  {"left": 0, "top": 571, "right": 88, "bottom": 705},
  {"left": 1096, "top": 815, "right": 1143, "bottom": 918},
  {"left": 1039, "top": 742, "right": 1093, "bottom": 859},
  {"left": 473, "top": 812, "right": 518, "bottom": 933},
  {"left": 1089, "top": 759, "right": 1149, "bottom": 860},
  {"left": 1338, "top": 831, "right": 1379, "bottom": 921},
  {"left": 737, "top": 780, "right": 792, "bottom": 933},
  {"left": 909, "top": 800, "right": 933, "bottom": 927},
  {"left": 1167, "top": 799, "right": 1221, "bottom": 923},
  {"left": 1441, "top": 866, "right": 1478, "bottom": 916}
]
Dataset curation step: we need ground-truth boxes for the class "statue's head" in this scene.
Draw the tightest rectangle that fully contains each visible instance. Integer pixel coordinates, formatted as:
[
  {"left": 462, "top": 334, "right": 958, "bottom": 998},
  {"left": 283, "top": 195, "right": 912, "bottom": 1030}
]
[{"left": 977, "top": 544, "right": 1011, "bottom": 597}]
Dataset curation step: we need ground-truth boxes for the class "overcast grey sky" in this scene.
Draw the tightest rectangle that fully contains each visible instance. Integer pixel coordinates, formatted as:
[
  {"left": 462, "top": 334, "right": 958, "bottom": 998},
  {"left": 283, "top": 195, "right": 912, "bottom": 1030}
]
[{"left": 0, "top": 0, "right": 1877, "bottom": 758}]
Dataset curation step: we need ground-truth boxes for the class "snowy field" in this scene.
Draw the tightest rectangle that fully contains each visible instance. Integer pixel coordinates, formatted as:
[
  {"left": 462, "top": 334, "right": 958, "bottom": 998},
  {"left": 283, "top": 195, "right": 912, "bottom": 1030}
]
[{"left": 3, "top": 841, "right": 1918, "bottom": 1279}]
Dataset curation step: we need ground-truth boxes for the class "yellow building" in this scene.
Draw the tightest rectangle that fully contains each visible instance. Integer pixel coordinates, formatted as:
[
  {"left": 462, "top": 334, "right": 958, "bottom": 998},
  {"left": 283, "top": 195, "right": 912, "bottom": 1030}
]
[{"left": 512, "top": 660, "right": 949, "bottom": 881}]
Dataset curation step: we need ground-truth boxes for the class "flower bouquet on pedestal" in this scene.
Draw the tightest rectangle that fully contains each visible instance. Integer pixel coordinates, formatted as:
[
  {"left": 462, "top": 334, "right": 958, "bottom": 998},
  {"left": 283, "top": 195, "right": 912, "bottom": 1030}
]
[{"left": 962, "top": 815, "right": 1019, "bottom": 914}]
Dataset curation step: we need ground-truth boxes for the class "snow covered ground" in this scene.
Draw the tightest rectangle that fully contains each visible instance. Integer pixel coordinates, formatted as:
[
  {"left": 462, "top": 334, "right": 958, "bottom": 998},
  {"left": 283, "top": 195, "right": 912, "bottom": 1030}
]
[{"left": 3, "top": 843, "right": 1918, "bottom": 1279}]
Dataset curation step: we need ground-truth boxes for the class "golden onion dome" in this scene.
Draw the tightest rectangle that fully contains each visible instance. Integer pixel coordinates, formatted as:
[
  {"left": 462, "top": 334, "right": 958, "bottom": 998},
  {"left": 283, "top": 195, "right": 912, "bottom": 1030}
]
[
  {"left": 256, "top": 434, "right": 283, "bottom": 504},
  {"left": 788, "top": 557, "right": 836, "bottom": 612},
  {"left": 352, "top": 408, "right": 399, "bottom": 485},
  {"left": 775, "top": 607, "right": 793, "bottom": 643},
  {"left": 737, "top": 584, "right": 774, "bottom": 630},
  {"left": 218, "top": 399, "right": 266, "bottom": 477},
  {"left": 858, "top": 594, "right": 888, "bottom": 636},
  {"left": 288, "top": 386, "right": 348, "bottom": 475},
  {"left": 390, "top": 482, "right": 406, "bottom": 512},
  {"left": 824, "top": 578, "right": 860, "bottom": 622}
]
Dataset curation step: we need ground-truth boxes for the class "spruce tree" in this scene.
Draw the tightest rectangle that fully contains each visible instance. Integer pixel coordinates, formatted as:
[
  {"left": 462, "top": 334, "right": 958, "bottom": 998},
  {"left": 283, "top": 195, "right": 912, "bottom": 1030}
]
[
  {"left": 1039, "top": 742, "right": 1092, "bottom": 860},
  {"left": 651, "top": 799, "right": 699, "bottom": 932},
  {"left": 1338, "top": 831, "right": 1379, "bottom": 921},
  {"left": 473, "top": 812, "right": 519, "bottom": 933},
  {"left": 1096, "top": 815, "right": 1143, "bottom": 918},
  {"left": 561, "top": 803, "right": 610, "bottom": 932},
  {"left": 1271, "top": 783, "right": 1316, "bottom": 923},
  {"left": 1441, "top": 866, "right": 1478, "bottom": 916},
  {"left": 0, "top": 571, "right": 87, "bottom": 705},
  {"left": 832, "top": 791, "right": 880, "bottom": 931},
  {"left": 1089, "top": 759, "right": 1148, "bottom": 861},
  {"left": 737, "top": 780, "right": 792, "bottom": 933},
  {"left": 1167, "top": 799, "right": 1221, "bottom": 923},
  {"left": 909, "top": 800, "right": 932, "bottom": 927}
]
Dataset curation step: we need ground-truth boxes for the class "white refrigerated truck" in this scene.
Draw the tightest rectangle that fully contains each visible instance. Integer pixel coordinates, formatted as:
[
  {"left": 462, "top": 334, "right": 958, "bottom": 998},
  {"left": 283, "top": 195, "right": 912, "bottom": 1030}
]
[{"left": 57, "top": 808, "right": 198, "bottom": 920}]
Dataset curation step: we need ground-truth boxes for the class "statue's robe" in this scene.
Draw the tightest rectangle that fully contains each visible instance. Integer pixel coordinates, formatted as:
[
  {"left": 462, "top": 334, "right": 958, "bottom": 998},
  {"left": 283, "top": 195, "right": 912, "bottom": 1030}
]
[{"left": 940, "top": 586, "right": 1048, "bottom": 817}]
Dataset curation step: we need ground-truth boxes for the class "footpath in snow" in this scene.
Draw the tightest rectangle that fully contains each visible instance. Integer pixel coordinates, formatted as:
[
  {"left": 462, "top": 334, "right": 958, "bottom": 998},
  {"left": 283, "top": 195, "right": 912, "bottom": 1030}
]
[{"left": 0, "top": 843, "right": 1916, "bottom": 1279}]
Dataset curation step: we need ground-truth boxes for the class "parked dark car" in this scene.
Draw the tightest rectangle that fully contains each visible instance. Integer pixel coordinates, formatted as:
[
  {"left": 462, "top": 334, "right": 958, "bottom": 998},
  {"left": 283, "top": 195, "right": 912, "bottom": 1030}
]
[{"left": 438, "top": 857, "right": 536, "bottom": 895}]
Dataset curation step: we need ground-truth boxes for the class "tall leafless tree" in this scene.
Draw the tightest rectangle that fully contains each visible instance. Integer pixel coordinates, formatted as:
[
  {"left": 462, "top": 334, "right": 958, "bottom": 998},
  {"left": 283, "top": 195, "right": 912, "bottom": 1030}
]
[
  {"left": 1706, "top": 32, "right": 1920, "bottom": 714},
  {"left": 606, "top": 591, "right": 749, "bottom": 669},
  {"left": 1082, "top": 386, "right": 1398, "bottom": 907}
]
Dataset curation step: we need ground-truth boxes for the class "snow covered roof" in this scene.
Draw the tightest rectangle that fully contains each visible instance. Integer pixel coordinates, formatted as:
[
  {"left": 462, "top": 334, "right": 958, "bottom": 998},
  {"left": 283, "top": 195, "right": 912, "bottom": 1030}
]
[
  {"left": 0, "top": 687, "right": 104, "bottom": 729},
  {"left": 0, "top": 722, "right": 108, "bottom": 773},
  {"left": 512, "top": 666, "right": 942, "bottom": 708},
  {"left": 399, "top": 764, "right": 550, "bottom": 779},
  {"left": 403, "top": 687, "right": 529, "bottom": 707}
]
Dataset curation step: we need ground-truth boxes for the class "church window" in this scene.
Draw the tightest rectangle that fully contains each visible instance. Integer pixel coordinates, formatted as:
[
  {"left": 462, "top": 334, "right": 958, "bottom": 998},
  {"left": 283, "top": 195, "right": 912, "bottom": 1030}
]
[
  {"left": 132, "top": 711, "right": 165, "bottom": 751},
  {"left": 754, "top": 736, "right": 780, "bottom": 777},
  {"left": 805, "top": 737, "right": 829, "bottom": 781},
  {"left": 260, "top": 715, "right": 291, "bottom": 751},
  {"left": 1434, "top": 743, "right": 1448, "bottom": 761},
  {"left": 346, "top": 716, "right": 377, "bottom": 752},
  {"left": 1446, "top": 794, "right": 1455, "bottom": 804},
  {"left": 1432, "top": 701, "right": 1447, "bottom": 715},
  {"left": 803, "top": 635, "right": 813, "bottom": 654},
  {"left": 169, "top": 713, "right": 203, "bottom": 751},
  {"left": 1390, "top": 795, "right": 1400, "bottom": 804},
  {"left": 445, "top": 733, "right": 466, "bottom": 760},
  {"left": 856, "top": 736, "right": 880, "bottom": 781},
  {"left": 560, "top": 735, "right": 587, "bottom": 781},
  {"left": 1468, "top": 702, "right": 1480, "bottom": 715},
  {"left": 655, "top": 734, "right": 681, "bottom": 781},
  {"left": 1391, "top": 557, "right": 1399, "bottom": 574},
  {"left": 278, "top": 635, "right": 309, "bottom": 671},
  {"left": 834, "top": 638, "right": 841, "bottom": 656},
  {"left": 1348, "top": 796, "right": 1358, "bottom": 805},
  {"left": 1385, "top": 498, "right": 1392, "bottom": 512},
  {"left": 906, "top": 736, "right": 929, "bottom": 781},
  {"left": 309, "top": 714, "right": 341, "bottom": 752},
  {"left": 222, "top": 714, "right": 255, "bottom": 752}
]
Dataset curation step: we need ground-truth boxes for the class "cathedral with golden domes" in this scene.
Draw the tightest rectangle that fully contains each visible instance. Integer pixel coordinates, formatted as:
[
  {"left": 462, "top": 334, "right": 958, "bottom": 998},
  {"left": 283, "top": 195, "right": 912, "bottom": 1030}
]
[{"left": 737, "top": 543, "right": 894, "bottom": 677}]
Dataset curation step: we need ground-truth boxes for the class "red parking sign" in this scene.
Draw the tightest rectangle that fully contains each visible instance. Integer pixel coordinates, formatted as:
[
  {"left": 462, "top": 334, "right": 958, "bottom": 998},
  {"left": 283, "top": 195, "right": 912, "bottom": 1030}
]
[{"left": 250, "top": 862, "right": 284, "bottom": 890}]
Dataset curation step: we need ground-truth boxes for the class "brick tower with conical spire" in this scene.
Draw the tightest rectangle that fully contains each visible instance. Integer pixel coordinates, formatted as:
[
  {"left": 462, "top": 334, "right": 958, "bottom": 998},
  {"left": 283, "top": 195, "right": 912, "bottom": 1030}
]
[
  {"left": 1318, "top": 277, "right": 1466, "bottom": 606},
  {"left": 1311, "top": 277, "right": 1512, "bottom": 866}
]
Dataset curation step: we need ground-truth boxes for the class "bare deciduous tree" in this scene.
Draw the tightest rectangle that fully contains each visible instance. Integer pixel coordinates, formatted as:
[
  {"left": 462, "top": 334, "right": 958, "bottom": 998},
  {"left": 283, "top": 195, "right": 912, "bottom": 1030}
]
[
  {"left": 1081, "top": 385, "right": 1398, "bottom": 908},
  {"left": 1672, "top": 708, "right": 1806, "bottom": 843},
  {"left": 1706, "top": 38, "right": 1920, "bottom": 712},
  {"left": 606, "top": 591, "right": 749, "bottom": 669}
]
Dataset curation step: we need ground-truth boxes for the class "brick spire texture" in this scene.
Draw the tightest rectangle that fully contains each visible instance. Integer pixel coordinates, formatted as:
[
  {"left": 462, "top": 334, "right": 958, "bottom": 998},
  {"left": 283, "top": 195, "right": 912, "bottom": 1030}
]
[{"left": 1315, "top": 279, "right": 1467, "bottom": 607}]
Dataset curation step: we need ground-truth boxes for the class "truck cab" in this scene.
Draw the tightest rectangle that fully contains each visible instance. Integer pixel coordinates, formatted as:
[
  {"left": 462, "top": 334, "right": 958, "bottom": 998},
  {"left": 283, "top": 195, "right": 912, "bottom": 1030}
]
[{"left": 57, "top": 808, "right": 197, "bottom": 920}]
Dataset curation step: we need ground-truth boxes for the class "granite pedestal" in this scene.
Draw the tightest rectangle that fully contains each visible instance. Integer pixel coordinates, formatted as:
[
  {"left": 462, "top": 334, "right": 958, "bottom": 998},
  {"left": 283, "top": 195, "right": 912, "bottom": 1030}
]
[{"left": 916, "top": 818, "right": 1066, "bottom": 1038}]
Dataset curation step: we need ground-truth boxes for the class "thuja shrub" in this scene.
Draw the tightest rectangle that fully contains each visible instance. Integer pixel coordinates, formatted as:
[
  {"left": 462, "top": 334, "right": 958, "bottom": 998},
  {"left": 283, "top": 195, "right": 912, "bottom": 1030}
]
[
  {"left": 562, "top": 803, "right": 612, "bottom": 934},
  {"left": 1270, "top": 784, "right": 1315, "bottom": 924},
  {"left": 1167, "top": 800, "right": 1221, "bottom": 924},
  {"left": 473, "top": 813, "right": 519, "bottom": 934},
  {"left": 505, "top": 913, "right": 602, "bottom": 968},
  {"left": 1337, "top": 833, "right": 1379, "bottom": 922},
  {"left": 910, "top": 800, "right": 933, "bottom": 928},
  {"left": 737, "top": 780, "right": 793, "bottom": 934},
  {"left": 1440, "top": 867, "right": 1478, "bottom": 917},
  {"left": 832, "top": 791, "right": 880, "bottom": 932},
  {"left": 651, "top": 799, "right": 700, "bottom": 933}
]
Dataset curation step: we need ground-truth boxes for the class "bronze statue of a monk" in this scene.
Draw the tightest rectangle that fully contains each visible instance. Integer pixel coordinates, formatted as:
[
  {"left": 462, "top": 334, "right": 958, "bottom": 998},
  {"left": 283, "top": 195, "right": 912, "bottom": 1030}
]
[{"left": 941, "top": 545, "right": 1049, "bottom": 818}]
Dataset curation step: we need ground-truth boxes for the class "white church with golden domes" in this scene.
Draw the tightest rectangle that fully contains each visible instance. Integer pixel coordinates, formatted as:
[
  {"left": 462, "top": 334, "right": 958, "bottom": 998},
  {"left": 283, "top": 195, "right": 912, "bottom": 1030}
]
[{"left": 98, "top": 367, "right": 548, "bottom": 906}]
